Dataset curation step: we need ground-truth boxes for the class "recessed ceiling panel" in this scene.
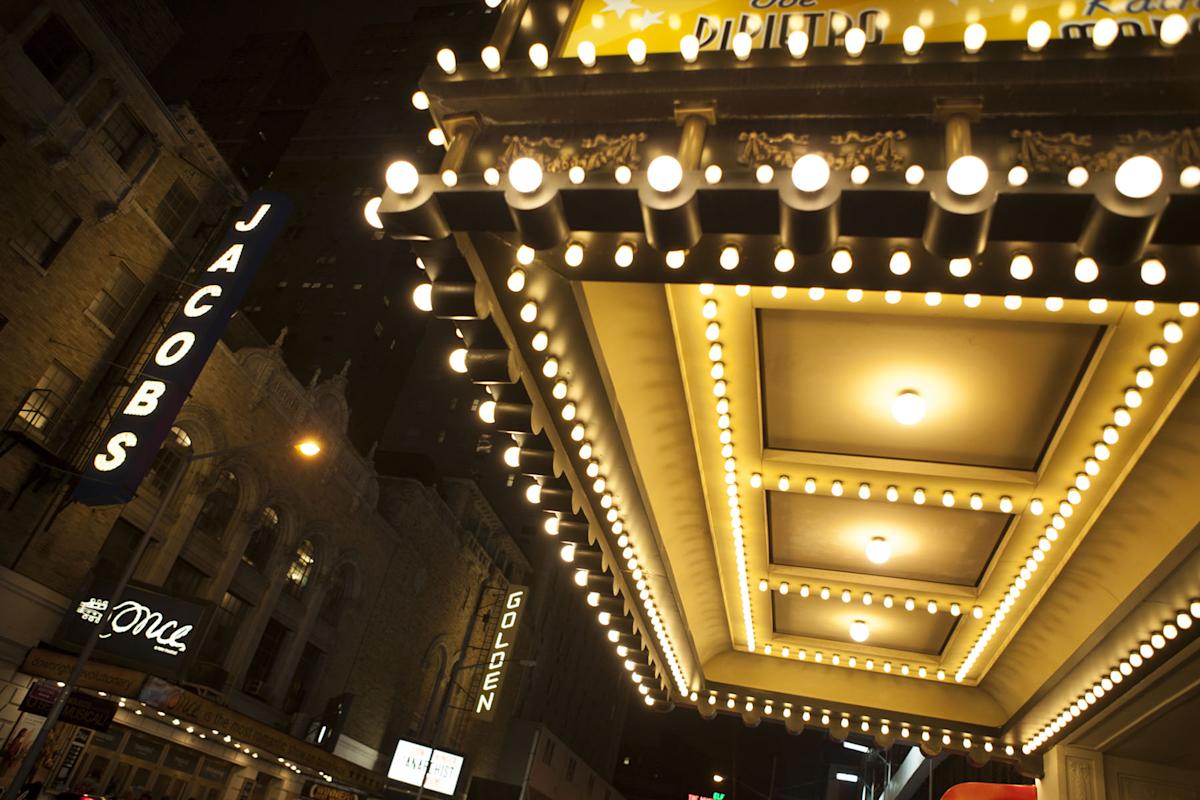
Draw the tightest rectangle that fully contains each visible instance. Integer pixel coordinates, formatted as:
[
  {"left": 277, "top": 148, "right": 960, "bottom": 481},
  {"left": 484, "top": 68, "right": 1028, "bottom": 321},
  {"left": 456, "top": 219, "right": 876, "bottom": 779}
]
[
  {"left": 769, "top": 492, "right": 1009, "bottom": 586},
  {"left": 774, "top": 593, "right": 959, "bottom": 654},
  {"left": 759, "top": 309, "right": 1100, "bottom": 469}
]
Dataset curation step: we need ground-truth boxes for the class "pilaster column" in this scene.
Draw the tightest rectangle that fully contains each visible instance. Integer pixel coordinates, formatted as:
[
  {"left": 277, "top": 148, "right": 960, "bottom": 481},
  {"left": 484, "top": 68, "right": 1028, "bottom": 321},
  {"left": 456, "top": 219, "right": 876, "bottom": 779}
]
[
  {"left": 1037, "top": 744, "right": 1106, "bottom": 800},
  {"left": 264, "top": 583, "right": 328, "bottom": 707}
]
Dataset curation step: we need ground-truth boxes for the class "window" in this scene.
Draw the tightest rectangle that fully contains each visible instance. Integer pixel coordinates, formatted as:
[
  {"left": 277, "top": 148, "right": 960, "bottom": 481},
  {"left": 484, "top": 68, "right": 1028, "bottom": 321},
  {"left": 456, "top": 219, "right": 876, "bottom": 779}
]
[
  {"left": 144, "top": 426, "right": 192, "bottom": 496},
  {"left": 243, "top": 619, "right": 287, "bottom": 695},
  {"left": 23, "top": 15, "right": 92, "bottom": 99},
  {"left": 153, "top": 178, "right": 198, "bottom": 240},
  {"left": 96, "top": 105, "right": 145, "bottom": 169},
  {"left": 242, "top": 506, "right": 279, "bottom": 570},
  {"left": 14, "top": 194, "right": 79, "bottom": 267},
  {"left": 286, "top": 539, "right": 316, "bottom": 594},
  {"left": 190, "top": 469, "right": 239, "bottom": 541},
  {"left": 319, "top": 565, "right": 350, "bottom": 624},
  {"left": 201, "top": 592, "right": 248, "bottom": 662},
  {"left": 163, "top": 558, "right": 207, "bottom": 599},
  {"left": 87, "top": 262, "right": 142, "bottom": 333},
  {"left": 16, "top": 361, "right": 80, "bottom": 433}
]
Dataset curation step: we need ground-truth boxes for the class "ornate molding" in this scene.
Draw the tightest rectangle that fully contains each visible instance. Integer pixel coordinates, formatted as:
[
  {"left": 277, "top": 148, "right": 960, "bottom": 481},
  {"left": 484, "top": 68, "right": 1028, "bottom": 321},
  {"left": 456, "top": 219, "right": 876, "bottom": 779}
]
[
  {"left": 738, "top": 130, "right": 908, "bottom": 170},
  {"left": 1011, "top": 126, "right": 1200, "bottom": 172},
  {"left": 497, "top": 132, "right": 647, "bottom": 172}
]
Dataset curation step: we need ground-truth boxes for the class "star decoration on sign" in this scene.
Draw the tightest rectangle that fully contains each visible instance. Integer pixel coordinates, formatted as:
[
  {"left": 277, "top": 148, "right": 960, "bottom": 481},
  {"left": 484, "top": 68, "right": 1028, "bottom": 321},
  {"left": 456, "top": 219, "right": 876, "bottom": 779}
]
[
  {"left": 630, "top": 8, "right": 664, "bottom": 30},
  {"left": 602, "top": 0, "right": 641, "bottom": 18}
]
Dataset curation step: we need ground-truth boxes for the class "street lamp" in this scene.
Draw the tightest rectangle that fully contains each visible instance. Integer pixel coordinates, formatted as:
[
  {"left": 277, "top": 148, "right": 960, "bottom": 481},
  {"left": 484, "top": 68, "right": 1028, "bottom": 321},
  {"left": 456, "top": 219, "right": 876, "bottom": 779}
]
[
  {"left": 713, "top": 773, "right": 725, "bottom": 784},
  {"left": 1, "top": 435, "right": 323, "bottom": 800}
]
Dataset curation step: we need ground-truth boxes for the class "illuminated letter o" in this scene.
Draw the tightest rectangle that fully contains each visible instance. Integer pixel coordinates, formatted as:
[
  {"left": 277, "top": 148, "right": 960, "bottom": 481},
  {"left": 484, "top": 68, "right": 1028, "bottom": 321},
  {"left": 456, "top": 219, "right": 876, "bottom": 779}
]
[{"left": 155, "top": 331, "right": 196, "bottom": 367}]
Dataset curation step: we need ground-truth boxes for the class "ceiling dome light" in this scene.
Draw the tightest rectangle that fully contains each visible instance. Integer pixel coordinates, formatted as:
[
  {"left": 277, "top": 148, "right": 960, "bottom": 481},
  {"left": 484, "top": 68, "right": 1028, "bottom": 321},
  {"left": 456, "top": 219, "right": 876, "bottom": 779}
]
[
  {"left": 363, "top": 196, "right": 383, "bottom": 229},
  {"left": 680, "top": 34, "right": 700, "bottom": 62},
  {"left": 1075, "top": 257, "right": 1099, "bottom": 283},
  {"left": 892, "top": 391, "right": 926, "bottom": 425},
  {"left": 1026, "top": 20, "right": 1051, "bottom": 50},
  {"left": 947, "top": 155, "right": 989, "bottom": 196},
  {"left": 849, "top": 620, "right": 870, "bottom": 643},
  {"left": 412, "top": 283, "right": 433, "bottom": 312},
  {"left": 1092, "top": 17, "right": 1118, "bottom": 48},
  {"left": 865, "top": 537, "right": 891, "bottom": 565},
  {"left": 577, "top": 40, "right": 597, "bottom": 67},
  {"left": 1115, "top": 156, "right": 1163, "bottom": 199},
  {"left": 385, "top": 161, "right": 420, "bottom": 195},
  {"left": 902, "top": 25, "right": 925, "bottom": 55},
  {"left": 647, "top": 155, "right": 684, "bottom": 193},
  {"left": 792, "top": 154, "right": 830, "bottom": 193},
  {"left": 964, "top": 23, "right": 987, "bottom": 53},
  {"left": 627, "top": 37, "right": 647, "bottom": 64},
  {"left": 529, "top": 42, "right": 549, "bottom": 70},
  {"left": 509, "top": 157, "right": 544, "bottom": 194},
  {"left": 844, "top": 27, "right": 867, "bottom": 57},
  {"left": 1160, "top": 13, "right": 1189, "bottom": 45}
]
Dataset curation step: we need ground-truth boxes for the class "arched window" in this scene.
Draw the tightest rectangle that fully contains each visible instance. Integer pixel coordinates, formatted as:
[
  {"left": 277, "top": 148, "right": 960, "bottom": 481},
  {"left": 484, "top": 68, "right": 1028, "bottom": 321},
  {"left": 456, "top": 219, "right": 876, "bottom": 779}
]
[
  {"left": 191, "top": 469, "right": 239, "bottom": 542},
  {"left": 242, "top": 506, "right": 279, "bottom": 570},
  {"left": 144, "top": 426, "right": 192, "bottom": 496},
  {"left": 286, "top": 539, "right": 315, "bottom": 594},
  {"left": 319, "top": 565, "right": 351, "bottom": 624}
]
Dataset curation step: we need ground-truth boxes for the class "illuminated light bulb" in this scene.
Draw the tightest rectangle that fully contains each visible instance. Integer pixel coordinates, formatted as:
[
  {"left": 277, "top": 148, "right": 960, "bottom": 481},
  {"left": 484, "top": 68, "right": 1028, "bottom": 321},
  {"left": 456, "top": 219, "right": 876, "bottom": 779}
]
[
  {"left": 526, "top": 483, "right": 543, "bottom": 504},
  {"left": 1091, "top": 17, "right": 1118, "bottom": 48},
  {"left": 1000, "top": 496, "right": 1014, "bottom": 513},
  {"left": 885, "top": 290, "right": 901, "bottom": 304},
  {"left": 542, "top": 358, "right": 559, "bottom": 378},
  {"left": 1009, "top": 253, "right": 1034, "bottom": 281},
  {"left": 1074, "top": 257, "right": 1099, "bottom": 283},
  {"left": 949, "top": 258, "right": 973, "bottom": 278},
  {"left": 448, "top": 348, "right": 469, "bottom": 373},
  {"left": 1004, "top": 295, "right": 1022, "bottom": 311},
  {"left": 830, "top": 249, "right": 853, "bottom": 274},
  {"left": 436, "top": 48, "right": 457, "bottom": 74},
  {"left": 889, "top": 250, "right": 912, "bottom": 275},
  {"left": 913, "top": 488, "right": 926, "bottom": 505},
  {"left": 525, "top": 42, "right": 549, "bottom": 69},
  {"left": 927, "top": 600, "right": 938, "bottom": 614},
  {"left": 576, "top": 39, "right": 597, "bottom": 67},
  {"left": 1102, "top": 425, "right": 1119, "bottom": 445},
  {"left": 886, "top": 485, "right": 899, "bottom": 502},
  {"left": 428, "top": 129, "right": 446, "bottom": 149},
  {"left": 440, "top": 169, "right": 459, "bottom": 187},
  {"left": 1025, "top": 19, "right": 1052, "bottom": 50},
  {"left": 803, "top": 478, "right": 816, "bottom": 494},
  {"left": 568, "top": 166, "right": 585, "bottom": 185},
  {"left": 565, "top": 241, "right": 584, "bottom": 267},
  {"left": 1068, "top": 166, "right": 1089, "bottom": 187},
  {"left": 411, "top": 90, "right": 429, "bottom": 110},
  {"left": 614, "top": 242, "right": 635, "bottom": 268},
  {"left": 1163, "top": 320, "right": 1183, "bottom": 343},
  {"left": 792, "top": 153, "right": 831, "bottom": 193},
  {"left": 847, "top": 288, "right": 864, "bottom": 303},
  {"left": 778, "top": 475, "right": 791, "bottom": 492},
  {"left": 973, "top": 605, "right": 984, "bottom": 619},
  {"left": 614, "top": 165, "right": 632, "bottom": 184},
  {"left": 1067, "top": 488, "right": 1082, "bottom": 505},
  {"left": 964, "top": 23, "right": 987, "bottom": 53},
  {"left": 905, "top": 164, "right": 925, "bottom": 185},
  {"left": 758, "top": 578, "right": 769, "bottom": 593},
  {"left": 571, "top": 423, "right": 585, "bottom": 442},
  {"left": 787, "top": 30, "right": 810, "bottom": 58},
  {"left": 819, "top": 587, "right": 830, "bottom": 600},
  {"left": 832, "top": 480, "right": 844, "bottom": 497},
  {"left": 1135, "top": 367, "right": 1154, "bottom": 389},
  {"left": 1181, "top": 302, "right": 1199, "bottom": 317},
  {"left": 1134, "top": 301, "right": 1155, "bottom": 316},
  {"left": 1045, "top": 296, "right": 1064, "bottom": 312},
  {"left": 483, "top": 167, "right": 501, "bottom": 187},
  {"left": 520, "top": 301, "right": 537, "bottom": 322},
  {"left": 481, "top": 45, "right": 501, "bottom": 71},
  {"left": 775, "top": 286, "right": 791, "bottom": 300},
  {"left": 666, "top": 250, "right": 686, "bottom": 269},
  {"left": 892, "top": 391, "right": 926, "bottom": 425},
  {"left": 844, "top": 27, "right": 867, "bottom": 57},
  {"left": 858, "top": 482, "right": 871, "bottom": 500},
  {"left": 904, "top": 597, "right": 916, "bottom": 611},
  {"left": 679, "top": 34, "right": 700, "bottom": 63},
  {"left": 756, "top": 164, "right": 775, "bottom": 184},
  {"left": 385, "top": 161, "right": 420, "bottom": 194},
  {"left": 363, "top": 196, "right": 384, "bottom": 229},
  {"left": 969, "top": 493, "right": 983, "bottom": 511},
  {"left": 627, "top": 37, "right": 647, "bottom": 64},
  {"left": 866, "top": 537, "right": 891, "bottom": 565},
  {"left": 1182, "top": 166, "right": 1200, "bottom": 189},
  {"left": 561, "top": 402, "right": 577, "bottom": 422},
  {"left": 947, "top": 155, "right": 989, "bottom": 197},
  {"left": 732, "top": 31, "right": 753, "bottom": 60},
  {"left": 706, "top": 322, "right": 721, "bottom": 342},
  {"left": 478, "top": 400, "right": 497, "bottom": 424},
  {"left": 1008, "top": 165, "right": 1030, "bottom": 186},
  {"left": 412, "top": 283, "right": 433, "bottom": 312},
  {"left": 704, "top": 164, "right": 723, "bottom": 184},
  {"left": 771, "top": 248, "right": 796, "bottom": 273},
  {"left": 1085, "top": 457, "right": 1100, "bottom": 476},
  {"left": 1149, "top": 345, "right": 1168, "bottom": 367},
  {"left": 1160, "top": 13, "right": 1189, "bottom": 45},
  {"left": 514, "top": 245, "right": 537, "bottom": 267},
  {"left": 1115, "top": 156, "right": 1163, "bottom": 199},
  {"left": 720, "top": 245, "right": 740, "bottom": 270},
  {"left": 902, "top": 25, "right": 925, "bottom": 55},
  {"left": 647, "top": 155, "right": 684, "bottom": 193}
]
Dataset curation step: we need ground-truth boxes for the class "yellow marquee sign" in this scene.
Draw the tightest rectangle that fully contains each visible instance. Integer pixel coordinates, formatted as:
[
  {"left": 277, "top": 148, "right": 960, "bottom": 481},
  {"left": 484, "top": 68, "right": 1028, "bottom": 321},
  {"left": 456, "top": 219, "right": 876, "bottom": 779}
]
[{"left": 561, "top": 0, "right": 1195, "bottom": 55}]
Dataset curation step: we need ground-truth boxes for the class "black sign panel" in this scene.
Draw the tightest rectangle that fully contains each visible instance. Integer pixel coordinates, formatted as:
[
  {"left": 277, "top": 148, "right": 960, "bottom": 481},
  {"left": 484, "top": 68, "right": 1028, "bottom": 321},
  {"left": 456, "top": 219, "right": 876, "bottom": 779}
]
[
  {"left": 304, "top": 781, "right": 361, "bottom": 800},
  {"left": 55, "top": 576, "right": 213, "bottom": 680},
  {"left": 19, "top": 681, "right": 117, "bottom": 732},
  {"left": 72, "top": 191, "right": 291, "bottom": 506}
]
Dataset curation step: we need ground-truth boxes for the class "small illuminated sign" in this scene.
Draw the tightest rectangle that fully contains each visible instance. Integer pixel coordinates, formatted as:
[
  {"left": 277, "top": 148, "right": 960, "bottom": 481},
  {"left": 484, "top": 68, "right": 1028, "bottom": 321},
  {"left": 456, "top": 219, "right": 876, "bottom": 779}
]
[
  {"left": 387, "top": 739, "right": 465, "bottom": 796},
  {"left": 473, "top": 585, "right": 528, "bottom": 720},
  {"left": 72, "top": 192, "right": 291, "bottom": 506}
]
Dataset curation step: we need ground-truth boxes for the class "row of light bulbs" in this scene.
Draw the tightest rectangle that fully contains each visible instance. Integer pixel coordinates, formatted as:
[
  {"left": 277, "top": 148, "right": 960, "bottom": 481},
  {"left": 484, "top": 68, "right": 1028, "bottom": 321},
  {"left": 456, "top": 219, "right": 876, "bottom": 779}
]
[
  {"left": 757, "top": 472, "right": 1028, "bottom": 514},
  {"left": 698, "top": 286, "right": 757, "bottom": 652},
  {"left": 757, "top": 578, "right": 985, "bottom": 619},
  {"left": 956, "top": 318, "right": 1187, "bottom": 682},
  {"left": 434, "top": 14, "right": 1190, "bottom": 77},
  {"left": 695, "top": 691, "right": 1018, "bottom": 757},
  {"left": 501, "top": 261, "right": 690, "bottom": 697},
  {"left": 1023, "top": 600, "right": 1200, "bottom": 754},
  {"left": 754, "top": 639, "right": 952, "bottom": 682}
]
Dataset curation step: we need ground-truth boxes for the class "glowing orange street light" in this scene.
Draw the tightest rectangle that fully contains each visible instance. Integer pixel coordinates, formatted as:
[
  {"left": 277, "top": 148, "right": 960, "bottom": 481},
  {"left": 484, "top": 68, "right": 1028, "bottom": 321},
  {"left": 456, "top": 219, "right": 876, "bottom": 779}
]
[{"left": 295, "top": 438, "right": 322, "bottom": 458}]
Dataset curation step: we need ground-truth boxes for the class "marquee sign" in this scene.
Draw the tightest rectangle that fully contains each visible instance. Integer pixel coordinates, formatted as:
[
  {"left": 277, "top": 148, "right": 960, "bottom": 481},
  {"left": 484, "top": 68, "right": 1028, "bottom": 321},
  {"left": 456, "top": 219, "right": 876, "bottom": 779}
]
[
  {"left": 387, "top": 739, "right": 466, "bottom": 796},
  {"left": 72, "top": 191, "right": 291, "bottom": 506},
  {"left": 562, "top": 0, "right": 1194, "bottom": 55},
  {"left": 473, "top": 585, "right": 528, "bottom": 720}
]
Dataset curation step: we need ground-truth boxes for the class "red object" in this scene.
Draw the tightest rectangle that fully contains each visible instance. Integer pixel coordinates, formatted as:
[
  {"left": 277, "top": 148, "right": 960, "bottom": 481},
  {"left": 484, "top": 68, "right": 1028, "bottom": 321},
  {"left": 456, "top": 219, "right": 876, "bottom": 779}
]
[{"left": 941, "top": 784, "right": 1037, "bottom": 800}]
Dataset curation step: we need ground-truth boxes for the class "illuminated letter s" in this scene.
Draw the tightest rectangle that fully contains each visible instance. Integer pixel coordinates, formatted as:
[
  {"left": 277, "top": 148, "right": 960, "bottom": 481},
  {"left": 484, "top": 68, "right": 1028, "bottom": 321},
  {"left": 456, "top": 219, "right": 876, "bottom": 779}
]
[{"left": 95, "top": 431, "right": 137, "bottom": 472}]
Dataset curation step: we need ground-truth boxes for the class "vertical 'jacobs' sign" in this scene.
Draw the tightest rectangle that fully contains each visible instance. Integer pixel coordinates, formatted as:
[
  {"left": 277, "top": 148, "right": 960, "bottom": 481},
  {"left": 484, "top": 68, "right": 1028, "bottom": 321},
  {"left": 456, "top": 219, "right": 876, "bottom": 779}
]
[
  {"left": 73, "top": 192, "right": 291, "bottom": 506},
  {"left": 473, "top": 585, "right": 528, "bottom": 720}
]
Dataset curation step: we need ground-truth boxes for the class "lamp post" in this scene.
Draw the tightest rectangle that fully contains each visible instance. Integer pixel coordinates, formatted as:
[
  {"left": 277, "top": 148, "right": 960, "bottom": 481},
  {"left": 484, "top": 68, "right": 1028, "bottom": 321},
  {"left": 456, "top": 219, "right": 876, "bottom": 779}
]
[{"left": 1, "top": 435, "right": 323, "bottom": 800}]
